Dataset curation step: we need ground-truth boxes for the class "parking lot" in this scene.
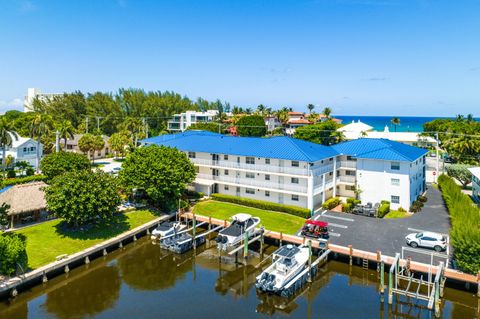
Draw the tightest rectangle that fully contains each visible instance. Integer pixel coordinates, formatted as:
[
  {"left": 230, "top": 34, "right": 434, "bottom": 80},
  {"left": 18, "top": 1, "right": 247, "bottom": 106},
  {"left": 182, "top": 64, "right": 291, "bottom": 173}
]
[{"left": 298, "top": 184, "right": 452, "bottom": 266}]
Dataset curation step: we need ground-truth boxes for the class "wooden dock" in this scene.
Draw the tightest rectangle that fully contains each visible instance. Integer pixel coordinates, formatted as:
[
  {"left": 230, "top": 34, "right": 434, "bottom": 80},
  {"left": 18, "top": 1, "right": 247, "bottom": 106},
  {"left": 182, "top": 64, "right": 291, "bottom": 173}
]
[
  {"left": 0, "top": 215, "right": 170, "bottom": 298},
  {"left": 182, "top": 213, "right": 479, "bottom": 286}
]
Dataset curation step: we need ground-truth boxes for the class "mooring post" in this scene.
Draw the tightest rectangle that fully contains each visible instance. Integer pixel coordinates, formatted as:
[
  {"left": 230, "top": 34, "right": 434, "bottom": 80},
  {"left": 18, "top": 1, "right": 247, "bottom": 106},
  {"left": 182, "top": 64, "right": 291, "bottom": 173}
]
[
  {"left": 406, "top": 256, "right": 411, "bottom": 276},
  {"left": 146, "top": 228, "right": 150, "bottom": 235},
  {"left": 243, "top": 229, "right": 248, "bottom": 264},
  {"left": 42, "top": 272, "right": 48, "bottom": 283},
  {"left": 119, "top": 241, "right": 123, "bottom": 249},
  {"left": 435, "top": 278, "right": 441, "bottom": 318},
  {"left": 103, "top": 248, "right": 107, "bottom": 256},
  {"left": 260, "top": 226, "right": 265, "bottom": 255},
  {"left": 380, "top": 261, "right": 385, "bottom": 296},
  {"left": 133, "top": 234, "right": 137, "bottom": 242},
  {"left": 10, "top": 288, "right": 18, "bottom": 298},
  {"left": 307, "top": 240, "right": 312, "bottom": 282},
  {"left": 193, "top": 214, "right": 197, "bottom": 249},
  {"left": 279, "top": 232, "right": 283, "bottom": 247},
  {"left": 208, "top": 216, "right": 212, "bottom": 231},
  {"left": 348, "top": 245, "right": 353, "bottom": 266},
  {"left": 376, "top": 251, "right": 381, "bottom": 272},
  {"left": 224, "top": 219, "right": 227, "bottom": 228},
  {"left": 388, "top": 268, "right": 393, "bottom": 304},
  {"left": 85, "top": 256, "right": 90, "bottom": 264},
  {"left": 64, "top": 265, "right": 70, "bottom": 273}
]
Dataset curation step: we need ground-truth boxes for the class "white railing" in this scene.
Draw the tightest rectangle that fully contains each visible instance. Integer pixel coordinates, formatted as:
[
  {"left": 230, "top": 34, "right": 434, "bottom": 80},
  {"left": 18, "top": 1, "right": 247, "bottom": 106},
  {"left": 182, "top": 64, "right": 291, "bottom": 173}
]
[
  {"left": 311, "top": 163, "right": 334, "bottom": 176},
  {"left": 313, "top": 178, "right": 335, "bottom": 194},
  {"left": 337, "top": 160, "right": 357, "bottom": 169},
  {"left": 337, "top": 175, "right": 356, "bottom": 184},
  {"left": 190, "top": 158, "right": 309, "bottom": 176},
  {"left": 195, "top": 173, "right": 307, "bottom": 193}
]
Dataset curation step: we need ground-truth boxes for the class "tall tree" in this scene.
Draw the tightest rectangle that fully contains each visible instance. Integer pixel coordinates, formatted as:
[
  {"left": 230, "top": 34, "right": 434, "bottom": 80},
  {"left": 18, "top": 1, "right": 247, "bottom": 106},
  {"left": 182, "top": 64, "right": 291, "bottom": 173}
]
[
  {"left": 40, "top": 151, "right": 91, "bottom": 180},
  {"left": 0, "top": 117, "right": 18, "bottom": 177},
  {"left": 29, "top": 113, "right": 54, "bottom": 172},
  {"left": 78, "top": 133, "right": 104, "bottom": 164},
  {"left": 322, "top": 107, "right": 332, "bottom": 119},
  {"left": 236, "top": 115, "right": 267, "bottom": 137},
  {"left": 57, "top": 120, "right": 75, "bottom": 151},
  {"left": 307, "top": 104, "right": 315, "bottom": 114},
  {"left": 294, "top": 120, "right": 343, "bottom": 145},
  {"left": 391, "top": 117, "right": 401, "bottom": 132},
  {"left": 108, "top": 131, "right": 131, "bottom": 158},
  {"left": 119, "top": 145, "right": 196, "bottom": 210}
]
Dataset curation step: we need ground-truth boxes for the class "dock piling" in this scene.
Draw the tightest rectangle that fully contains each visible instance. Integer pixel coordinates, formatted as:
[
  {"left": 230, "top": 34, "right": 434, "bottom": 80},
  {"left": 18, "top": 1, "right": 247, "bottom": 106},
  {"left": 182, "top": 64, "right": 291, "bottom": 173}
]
[
  {"left": 103, "top": 248, "right": 107, "bottom": 256},
  {"left": 348, "top": 245, "right": 353, "bottom": 266},
  {"left": 376, "top": 251, "right": 381, "bottom": 272},
  {"left": 85, "top": 256, "right": 90, "bottom": 264},
  {"left": 243, "top": 229, "right": 248, "bottom": 265},
  {"left": 279, "top": 232, "right": 283, "bottom": 247},
  {"left": 64, "top": 265, "right": 69, "bottom": 273},
  {"left": 42, "top": 272, "right": 48, "bottom": 283},
  {"left": 307, "top": 240, "right": 312, "bottom": 282},
  {"left": 119, "top": 241, "right": 123, "bottom": 249}
]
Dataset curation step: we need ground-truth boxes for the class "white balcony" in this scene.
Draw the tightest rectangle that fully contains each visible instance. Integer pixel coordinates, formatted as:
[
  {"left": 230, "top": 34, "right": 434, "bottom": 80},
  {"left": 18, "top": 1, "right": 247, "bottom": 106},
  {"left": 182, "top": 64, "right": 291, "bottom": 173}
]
[
  {"left": 195, "top": 173, "right": 308, "bottom": 193},
  {"left": 190, "top": 158, "right": 310, "bottom": 176},
  {"left": 311, "top": 163, "right": 334, "bottom": 176},
  {"left": 337, "top": 160, "right": 357, "bottom": 169},
  {"left": 313, "top": 178, "right": 334, "bottom": 194},
  {"left": 337, "top": 175, "right": 356, "bottom": 184}
]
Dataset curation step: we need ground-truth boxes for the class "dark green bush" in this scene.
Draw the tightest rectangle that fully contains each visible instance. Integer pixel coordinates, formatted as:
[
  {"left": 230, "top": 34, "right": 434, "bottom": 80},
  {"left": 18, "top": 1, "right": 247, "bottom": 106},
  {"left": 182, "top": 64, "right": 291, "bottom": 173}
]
[
  {"left": 398, "top": 207, "right": 407, "bottom": 212},
  {"left": 346, "top": 198, "right": 361, "bottom": 205},
  {"left": 6, "top": 170, "right": 16, "bottom": 178},
  {"left": 184, "top": 190, "right": 204, "bottom": 199},
  {"left": 2, "top": 175, "right": 47, "bottom": 187},
  {"left": 342, "top": 202, "right": 353, "bottom": 213},
  {"left": 0, "top": 233, "right": 28, "bottom": 276},
  {"left": 410, "top": 200, "right": 424, "bottom": 213},
  {"left": 40, "top": 151, "right": 91, "bottom": 180},
  {"left": 377, "top": 203, "right": 390, "bottom": 218},
  {"left": 210, "top": 194, "right": 310, "bottom": 218},
  {"left": 417, "top": 195, "right": 428, "bottom": 203},
  {"left": 26, "top": 167, "right": 35, "bottom": 176},
  {"left": 322, "top": 197, "right": 341, "bottom": 210},
  {"left": 438, "top": 174, "right": 480, "bottom": 274}
]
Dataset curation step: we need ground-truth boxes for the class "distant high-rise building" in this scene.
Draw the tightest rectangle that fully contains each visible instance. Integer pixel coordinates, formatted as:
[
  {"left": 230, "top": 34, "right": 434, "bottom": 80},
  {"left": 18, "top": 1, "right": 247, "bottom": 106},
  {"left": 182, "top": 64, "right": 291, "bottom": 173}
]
[{"left": 24, "top": 88, "right": 62, "bottom": 112}]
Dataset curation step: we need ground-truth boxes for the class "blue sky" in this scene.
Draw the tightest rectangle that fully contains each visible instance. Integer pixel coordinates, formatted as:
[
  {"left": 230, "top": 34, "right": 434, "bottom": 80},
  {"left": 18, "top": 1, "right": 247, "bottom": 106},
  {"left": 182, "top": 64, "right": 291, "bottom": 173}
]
[{"left": 0, "top": 0, "right": 479, "bottom": 116}]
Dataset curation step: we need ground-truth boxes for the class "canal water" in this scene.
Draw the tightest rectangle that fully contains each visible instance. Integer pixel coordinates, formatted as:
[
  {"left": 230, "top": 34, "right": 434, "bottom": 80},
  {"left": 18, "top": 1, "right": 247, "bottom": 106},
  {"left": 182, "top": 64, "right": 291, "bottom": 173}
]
[{"left": 0, "top": 237, "right": 477, "bottom": 319}]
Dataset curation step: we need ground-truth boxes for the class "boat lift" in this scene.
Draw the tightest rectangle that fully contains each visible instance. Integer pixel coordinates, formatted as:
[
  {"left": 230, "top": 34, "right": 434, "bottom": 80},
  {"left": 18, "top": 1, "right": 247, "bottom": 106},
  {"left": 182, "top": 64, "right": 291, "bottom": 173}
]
[{"left": 386, "top": 252, "right": 446, "bottom": 318}]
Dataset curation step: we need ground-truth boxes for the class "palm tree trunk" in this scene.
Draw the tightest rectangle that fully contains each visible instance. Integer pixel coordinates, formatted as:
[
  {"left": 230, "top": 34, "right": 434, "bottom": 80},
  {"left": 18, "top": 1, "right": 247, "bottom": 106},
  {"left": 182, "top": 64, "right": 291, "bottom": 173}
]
[
  {"left": 64, "top": 137, "right": 68, "bottom": 151},
  {"left": 36, "top": 136, "right": 41, "bottom": 173}
]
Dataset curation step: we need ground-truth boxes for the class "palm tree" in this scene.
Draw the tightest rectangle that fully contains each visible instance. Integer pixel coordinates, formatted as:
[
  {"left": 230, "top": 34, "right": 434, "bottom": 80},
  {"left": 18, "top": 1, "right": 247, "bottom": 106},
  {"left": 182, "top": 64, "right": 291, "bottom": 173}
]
[
  {"left": 307, "top": 104, "right": 315, "bottom": 114},
  {"left": 57, "top": 120, "right": 75, "bottom": 151},
  {"left": 466, "top": 114, "right": 474, "bottom": 122},
  {"left": 391, "top": 117, "right": 401, "bottom": 132},
  {"left": 322, "top": 107, "right": 332, "bottom": 119},
  {"left": 0, "top": 117, "right": 18, "bottom": 177},
  {"left": 29, "top": 113, "right": 54, "bottom": 173}
]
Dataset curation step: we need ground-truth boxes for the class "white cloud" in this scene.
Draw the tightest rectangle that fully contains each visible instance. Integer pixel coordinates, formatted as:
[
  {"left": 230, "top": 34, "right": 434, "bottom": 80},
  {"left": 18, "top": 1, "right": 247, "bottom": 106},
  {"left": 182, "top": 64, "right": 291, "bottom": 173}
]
[{"left": 0, "top": 98, "right": 24, "bottom": 112}]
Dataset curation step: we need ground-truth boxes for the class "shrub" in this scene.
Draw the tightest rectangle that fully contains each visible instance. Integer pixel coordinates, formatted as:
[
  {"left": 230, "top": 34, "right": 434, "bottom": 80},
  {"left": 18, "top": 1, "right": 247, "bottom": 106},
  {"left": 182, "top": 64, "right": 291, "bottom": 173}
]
[
  {"left": 40, "top": 151, "right": 91, "bottom": 180},
  {"left": 381, "top": 200, "right": 390, "bottom": 205},
  {"left": 322, "top": 197, "right": 341, "bottom": 210},
  {"left": 346, "top": 198, "right": 361, "bottom": 205},
  {"left": 210, "top": 193, "right": 310, "bottom": 218},
  {"left": 2, "top": 175, "right": 48, "bottom": 187},
  {"left": 184, "top": 190, "right": 204, "bottom": 199},
  {"left": 417, "top": 195, "right": 428, "bottom": 203},
  {"left": 6, "top": 170, "right": 16, "bottom": 178},
  {"left": 377, "top": 203, "right": 390, "bottom": 218},
  {"left": 438, "top": 174, "right": 480, "bottom": 274},
  {"left": 26, "top": 167, "right": 35, "bottom": 176},
  {"left": 398, "top": 207, "right": 406, "bottom": 212},
  {"left": 342, "top": 202, "right": 353, "bottom": 213},
  {"left": 0, "top": 233, "right": 28, "bottom": 276}
]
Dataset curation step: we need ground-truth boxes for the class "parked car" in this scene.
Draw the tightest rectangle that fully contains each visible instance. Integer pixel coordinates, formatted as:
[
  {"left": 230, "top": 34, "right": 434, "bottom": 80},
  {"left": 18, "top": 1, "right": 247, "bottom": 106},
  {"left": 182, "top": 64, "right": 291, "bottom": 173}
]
[
  {"left": 443, "top": 156, "right": 456, "bottom": 164},
  {"left": 405, "top": 231, "right": 447, "bottom": 252},
  {"left": 352, "top": 202, "right": 380, "bottom": 217}
]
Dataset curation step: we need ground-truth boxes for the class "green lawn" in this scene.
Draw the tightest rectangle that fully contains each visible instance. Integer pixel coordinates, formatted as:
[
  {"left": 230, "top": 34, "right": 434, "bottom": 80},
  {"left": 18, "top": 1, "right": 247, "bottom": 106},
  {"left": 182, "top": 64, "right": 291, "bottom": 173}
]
[
  {"left": 384, "top": 210, "right": 411, "bottom": 219},
  {"left": 16, "top": 210, "right": 158, "bottom": 270},
  {"left": 192, "top": 200, "right": 306, "bottom": 234}
]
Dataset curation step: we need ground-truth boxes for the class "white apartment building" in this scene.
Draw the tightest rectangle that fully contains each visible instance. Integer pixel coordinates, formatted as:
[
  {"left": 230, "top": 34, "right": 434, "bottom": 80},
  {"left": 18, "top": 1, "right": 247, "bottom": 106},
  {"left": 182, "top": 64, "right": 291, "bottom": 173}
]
[
  {"left": 24, "top": 88, "right": 63, "bottom": 112},
  {"left": 142, "top": 131, "right": 428, "bottom": 211},
  {"left": 0, "top": 134, "right": 43, "bottom": 169},
  {"left": 167, "top": 110, "right": 220, "bottom": 132},
  {"left": 468, "top": 167, "right": 480, "bottom": 203}
]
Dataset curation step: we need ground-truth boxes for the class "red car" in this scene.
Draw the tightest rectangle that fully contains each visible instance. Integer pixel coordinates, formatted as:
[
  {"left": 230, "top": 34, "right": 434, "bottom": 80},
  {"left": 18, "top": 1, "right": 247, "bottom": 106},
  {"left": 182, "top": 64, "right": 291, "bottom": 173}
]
[{"left": 301, "top": 220, "right": 329, "bottom": 239}]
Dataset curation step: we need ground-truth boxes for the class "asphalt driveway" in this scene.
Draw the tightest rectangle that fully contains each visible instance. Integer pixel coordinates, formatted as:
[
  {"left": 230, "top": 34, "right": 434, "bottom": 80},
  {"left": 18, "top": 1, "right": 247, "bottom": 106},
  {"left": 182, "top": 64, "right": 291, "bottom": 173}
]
[{"left": 303, "top": 185, "right": 452, "bottom": 266}]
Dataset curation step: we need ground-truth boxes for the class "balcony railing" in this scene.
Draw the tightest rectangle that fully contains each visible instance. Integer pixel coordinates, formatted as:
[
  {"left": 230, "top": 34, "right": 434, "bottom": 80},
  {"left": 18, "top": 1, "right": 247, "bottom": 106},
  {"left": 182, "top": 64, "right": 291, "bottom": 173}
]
[
  {"left": 337, "top": 160, "right": 357, "bottom": 169},
  {"left": 337, "top": 175, "right": 356, "bottom": 184},
  {"left": 190, "top": 158, "right": 310, "bottom": 176},
  {"left": 313, "top": 178, "right": 334, "bottom": 194},
  {"left": 195, "top": 173, "right": 307, "bottom": 193}
]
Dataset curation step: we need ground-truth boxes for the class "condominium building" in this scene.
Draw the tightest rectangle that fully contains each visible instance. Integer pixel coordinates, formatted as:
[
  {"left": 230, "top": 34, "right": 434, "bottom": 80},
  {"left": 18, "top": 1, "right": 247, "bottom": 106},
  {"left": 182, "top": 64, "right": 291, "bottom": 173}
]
[
  {"left": 24, "top": 88, "right": 63, "bottom": 112},
  {"left": 142, "top": 131, "right": 428, "bottom": 211},
  {"left": 468, "top": 167, "right": 480, "bottom": 203},
  {"left": 167, "top": 110, "right": 220, "bottom": 132}
]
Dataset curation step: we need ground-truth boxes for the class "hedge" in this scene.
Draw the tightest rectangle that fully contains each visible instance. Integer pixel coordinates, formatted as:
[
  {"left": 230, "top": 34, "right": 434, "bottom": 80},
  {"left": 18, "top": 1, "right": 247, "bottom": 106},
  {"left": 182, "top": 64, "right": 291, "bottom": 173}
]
[
  {"left": 377, "top": 203, "right": 390, "bottom": 218},
  {"left": 438, "top": 174, "right": 480, "bottom": 274},
  {"left": 322, "top": 197, "right": 341, "bottom": 210},
  {"left": 0, "top": 233, "right": 28, "bottom": 276},
  {"left": 1, "top": 175, "right": 48, "bottom": 188},
  {"left": 210, "top": 194, "right": 310, "bottom": 218}
]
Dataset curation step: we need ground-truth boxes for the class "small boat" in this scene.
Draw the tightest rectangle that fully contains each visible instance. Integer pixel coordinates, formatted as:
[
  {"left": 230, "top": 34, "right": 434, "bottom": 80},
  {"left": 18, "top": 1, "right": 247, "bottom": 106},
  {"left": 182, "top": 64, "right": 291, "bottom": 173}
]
[
  {"left": 255, "top": 245, "right": 310, "bottom": 294},
  {"left": 151, "top": 221, "right": 186, "bottom": 238},
  {"left": 160, "top": 232, "right": 206, "bottom": 254},
  {"left": 215, "top": 213, "right": 260, "bottom": 251}
]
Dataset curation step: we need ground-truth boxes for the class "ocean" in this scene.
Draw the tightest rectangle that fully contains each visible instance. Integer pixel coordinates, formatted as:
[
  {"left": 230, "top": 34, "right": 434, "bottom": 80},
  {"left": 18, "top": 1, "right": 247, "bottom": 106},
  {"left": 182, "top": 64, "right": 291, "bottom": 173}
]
[{"left": 335, "top": 116, "right": 479, "bottom": 132}]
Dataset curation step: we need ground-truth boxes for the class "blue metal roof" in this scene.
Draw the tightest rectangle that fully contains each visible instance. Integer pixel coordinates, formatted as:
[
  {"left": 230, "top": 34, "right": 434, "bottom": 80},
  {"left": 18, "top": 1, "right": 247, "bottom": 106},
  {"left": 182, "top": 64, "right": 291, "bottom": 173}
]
[
  {"left": 142, "top": 131, "right": 339, "bottom": 162},
  {"left": 331, "top": 138, "right": 428, "bottom": 162}
]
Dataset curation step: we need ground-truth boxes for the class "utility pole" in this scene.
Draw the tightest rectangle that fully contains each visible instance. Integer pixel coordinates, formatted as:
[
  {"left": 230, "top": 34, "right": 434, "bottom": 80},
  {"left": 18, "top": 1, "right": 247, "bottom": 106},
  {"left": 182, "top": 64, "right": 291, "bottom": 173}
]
[
  {"left": 85, "top": 117, "right": 89, "bottom": 134},
  {"left": 435, "top": 132, "right": 439, "bottom": 183},
  {"left": 96, "top": 116, "right": 102, "bottom": 132},
  {"left": 55, "top": 131, "right": 60, "bottom": 152}
]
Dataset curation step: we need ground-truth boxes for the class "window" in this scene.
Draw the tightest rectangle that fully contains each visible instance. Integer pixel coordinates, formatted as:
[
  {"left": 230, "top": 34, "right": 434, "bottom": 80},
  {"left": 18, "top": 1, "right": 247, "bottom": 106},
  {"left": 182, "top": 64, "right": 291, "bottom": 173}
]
[
  {"left": 391, "top": 195, "right": 400, "bottom": 204},
  {"left": 346, "top": 170, "right": 355, "bottom": 176},
  {"left": 224, "top": 155, "right": 228, "bottom": 160},
  {"left": 224, "top": 185, "right": 229, "bottom": 190},
  {"left": 346, "top": 185, "right": 355, "bottom": 191},
  {"left": 30, "top": 147, "right": 35, "bottom": 151},
  {"left": 246, "top": 157, "right": 255, "bottom": 164},
  {"left": 265, "top": 158, "right": 270, "bottom": 164},
  {"left": 265, "top": 191, "right": 270, "bottom": 197},
  {"left": 246, "top": 172, "right": 255, "bottom": 179},
  {"left": 188, "top": 152, "right": 196, "bottom": 158},
  {"left": 391, "top": 178, "right": 400, "bottom": 186},
  {"left": 291, "top": 177, "right": 299, "bottom": 184},
  {"left": 265, "top": 174, "right": 270, "bottom": 181},
  {"left": 391, "top": 162, "right": 400, "bottom": 170},
  {"left": 23, "top": 147, "right": 27, "bottom": 152},
  {"left": 224, "top": 170, "right": 229, "bottom": 175},
  {"left": 246, "top": 188, "right": 255, "bottom": 194},
  {"left": 292, "top": 195, "right": 299, "bottom": 201},
  {"left": 291, "top": 161, "right": 299, "bottom": 167}
]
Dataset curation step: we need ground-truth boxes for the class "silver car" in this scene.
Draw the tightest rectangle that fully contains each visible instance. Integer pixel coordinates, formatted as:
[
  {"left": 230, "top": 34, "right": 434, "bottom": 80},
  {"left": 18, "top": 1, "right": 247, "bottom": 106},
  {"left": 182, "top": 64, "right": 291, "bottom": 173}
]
[{"left": 405, "top": 231, "right": 447, "bottom": 252}]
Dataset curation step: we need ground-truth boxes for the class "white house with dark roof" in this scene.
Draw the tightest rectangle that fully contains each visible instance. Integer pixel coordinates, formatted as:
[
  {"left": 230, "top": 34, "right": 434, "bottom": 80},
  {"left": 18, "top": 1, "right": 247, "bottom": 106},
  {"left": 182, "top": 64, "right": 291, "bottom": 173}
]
[{"left": 142, "top": 131, "right": 428, "bottom": 211}]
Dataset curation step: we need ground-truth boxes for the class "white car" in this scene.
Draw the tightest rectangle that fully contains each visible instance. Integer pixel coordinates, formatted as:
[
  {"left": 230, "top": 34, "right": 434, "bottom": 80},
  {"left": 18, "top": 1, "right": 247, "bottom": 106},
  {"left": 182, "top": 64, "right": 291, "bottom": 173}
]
[{"left": 405, "top": 231, "right": 447, "bottom": 252}]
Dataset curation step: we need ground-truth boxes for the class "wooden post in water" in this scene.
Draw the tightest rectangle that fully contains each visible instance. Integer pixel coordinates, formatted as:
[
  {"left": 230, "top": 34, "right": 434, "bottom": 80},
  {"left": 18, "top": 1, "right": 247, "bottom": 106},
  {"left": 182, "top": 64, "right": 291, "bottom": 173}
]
[
  {"left": 348, "top": 245, "right": 353, "bottom": 266},
  {"left": 380, "top": 260, "right": 385, "bottom": 301},
  {"left": 208, "top": 216, "right": 212, "bottom": 231},
  {"left": 260, "top": 226, "right": 264, "bottom": 255},
  {"left": 376, "top": 251, "right": 381, "bottom": 272},
  {"left": 193, "top": 214, "right": 197, "bottom": 250},
  {"left": 388, "top": 268, "right": 393, "bottom": 304},
  {"left": 435, "top": 276, "right": 441, "bottom": 318},
  {"left": 243, "top": 229, "right": 248, "bottom": 265},
  {"left": 279, "top": 232, "right": 283, "bottom": 247},
  {"left": 307, "top": 240, "right": 312, "bottom": 282}
]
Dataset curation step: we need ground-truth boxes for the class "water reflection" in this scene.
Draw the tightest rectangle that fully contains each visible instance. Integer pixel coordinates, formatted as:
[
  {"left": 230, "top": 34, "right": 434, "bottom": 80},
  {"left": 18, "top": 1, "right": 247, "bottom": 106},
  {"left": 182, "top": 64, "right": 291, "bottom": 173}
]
[{"left": 44, "top": 265, "right": 121, "bottom": 319}]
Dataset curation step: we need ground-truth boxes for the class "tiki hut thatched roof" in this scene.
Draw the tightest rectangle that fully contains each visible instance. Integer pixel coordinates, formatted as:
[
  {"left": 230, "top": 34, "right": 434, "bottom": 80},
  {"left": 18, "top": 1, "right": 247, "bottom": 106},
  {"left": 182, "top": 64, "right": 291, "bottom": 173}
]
[{"left": 0, "top": 182, "right": 47, "bottom": 215}]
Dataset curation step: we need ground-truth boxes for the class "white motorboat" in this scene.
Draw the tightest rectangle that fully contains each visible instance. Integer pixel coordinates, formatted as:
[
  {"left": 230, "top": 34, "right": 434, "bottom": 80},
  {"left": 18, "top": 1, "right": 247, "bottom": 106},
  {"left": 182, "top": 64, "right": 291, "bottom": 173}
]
[
  {"left": 255, "top": 244, "right": 310, "bottom": 294},
  {"left": 151, "top": 221, "right": 186, "bottom": 238},
  {"left": 215, "top": 213, "right": 260, "bottom": 250}
]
